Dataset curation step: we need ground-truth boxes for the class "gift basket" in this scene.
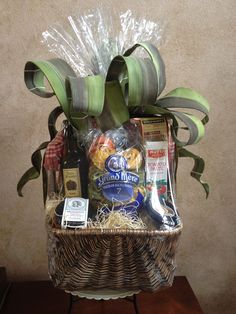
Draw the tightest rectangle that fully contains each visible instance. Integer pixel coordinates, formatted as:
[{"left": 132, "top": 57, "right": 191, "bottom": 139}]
[{"left": 17, "top": 9, "right": 210, "bottom": 294}]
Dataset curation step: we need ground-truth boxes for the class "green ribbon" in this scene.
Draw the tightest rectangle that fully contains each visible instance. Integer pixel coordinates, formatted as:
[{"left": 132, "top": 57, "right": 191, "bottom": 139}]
[
  {"left": 18, "top": 41, "right": 210, "bottom": 198},
  {"left": 17, "top": 141, "right": 49, "bottom": 197},
  {"left": 178, "top": 147, "right": 209, "bottom": 198},
  {"left": 17, "top": 107, "right": 62, "bottom": 197},
  {"left": 24, "top": 58, "right": 88, "bottom": 130}
]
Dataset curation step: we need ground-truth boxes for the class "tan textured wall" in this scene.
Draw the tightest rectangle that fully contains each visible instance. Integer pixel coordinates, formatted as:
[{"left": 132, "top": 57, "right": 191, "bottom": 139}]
[{"left": 1, "top": 0, "right": 236, "bottom": 313}]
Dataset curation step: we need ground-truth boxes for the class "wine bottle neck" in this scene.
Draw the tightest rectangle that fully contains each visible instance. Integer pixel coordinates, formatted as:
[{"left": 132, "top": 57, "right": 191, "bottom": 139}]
[{"left": 65, "top": 123, "right": 77, "bottom": 153}]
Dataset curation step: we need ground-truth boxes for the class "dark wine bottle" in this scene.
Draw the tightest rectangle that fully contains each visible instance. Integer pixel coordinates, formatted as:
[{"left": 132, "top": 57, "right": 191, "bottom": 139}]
[{"left": 62, "top": 121, "right": 88, "bottom": 198}]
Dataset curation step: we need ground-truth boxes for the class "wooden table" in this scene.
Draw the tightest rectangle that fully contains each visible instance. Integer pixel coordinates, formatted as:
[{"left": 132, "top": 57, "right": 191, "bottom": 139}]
[{"left": 1, "top": 276, "right": 203, "bottom": 314}]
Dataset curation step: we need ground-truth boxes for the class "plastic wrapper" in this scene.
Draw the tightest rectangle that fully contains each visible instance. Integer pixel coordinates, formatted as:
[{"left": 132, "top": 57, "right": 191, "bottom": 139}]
[
  {"left": 85, "top": 123, "right": 145, "bottom": 218},
  {"left": 42, "top": 8, "right": 180, "bottom": 231},
  {"left": 42, "top": 8, "right": 164, "bottom": 77}
]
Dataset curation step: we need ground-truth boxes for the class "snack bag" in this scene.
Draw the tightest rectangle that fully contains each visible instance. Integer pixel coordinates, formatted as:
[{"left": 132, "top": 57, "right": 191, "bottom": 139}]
[{"left": 86, "top": 123, "right": 145, "bottom": 216}]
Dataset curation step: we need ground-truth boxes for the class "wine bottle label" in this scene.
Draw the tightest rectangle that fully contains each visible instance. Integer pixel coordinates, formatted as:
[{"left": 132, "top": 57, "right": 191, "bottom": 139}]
[{"left": 63, "top": 168, "right": 82, "bottom": 197}]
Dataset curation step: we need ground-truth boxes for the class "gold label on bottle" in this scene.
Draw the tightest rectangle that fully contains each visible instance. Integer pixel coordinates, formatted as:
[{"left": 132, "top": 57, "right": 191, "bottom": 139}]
[{"left": 63, "top": 168, "right": 82, "bottom": 197}]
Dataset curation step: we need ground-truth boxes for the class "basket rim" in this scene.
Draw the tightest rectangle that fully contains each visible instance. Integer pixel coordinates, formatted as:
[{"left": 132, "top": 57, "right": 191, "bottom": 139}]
[{"left": 49, "top": 222, "right": 183, "bottom": 237}]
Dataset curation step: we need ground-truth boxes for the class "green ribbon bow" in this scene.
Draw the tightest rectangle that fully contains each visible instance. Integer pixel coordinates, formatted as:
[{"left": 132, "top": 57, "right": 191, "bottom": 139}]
[{"left": 17, "top": 42, "right": 210, "bottom": 199}]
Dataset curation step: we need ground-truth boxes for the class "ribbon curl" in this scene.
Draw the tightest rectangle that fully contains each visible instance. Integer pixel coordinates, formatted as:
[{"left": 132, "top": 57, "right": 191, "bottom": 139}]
[{"left": 18, "top": 42, "right": 210, "bottom": 197}]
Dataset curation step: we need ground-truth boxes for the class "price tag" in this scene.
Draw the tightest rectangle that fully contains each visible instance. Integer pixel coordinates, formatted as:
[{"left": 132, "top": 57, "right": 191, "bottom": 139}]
[{"left": 61, "top": 197, "right": 89, "bottom": 229}]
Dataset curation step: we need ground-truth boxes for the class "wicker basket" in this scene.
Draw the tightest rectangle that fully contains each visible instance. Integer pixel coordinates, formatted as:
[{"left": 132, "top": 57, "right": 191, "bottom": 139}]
[{"left": 47, "top": 222, "right": 182, "bottom": 293}]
